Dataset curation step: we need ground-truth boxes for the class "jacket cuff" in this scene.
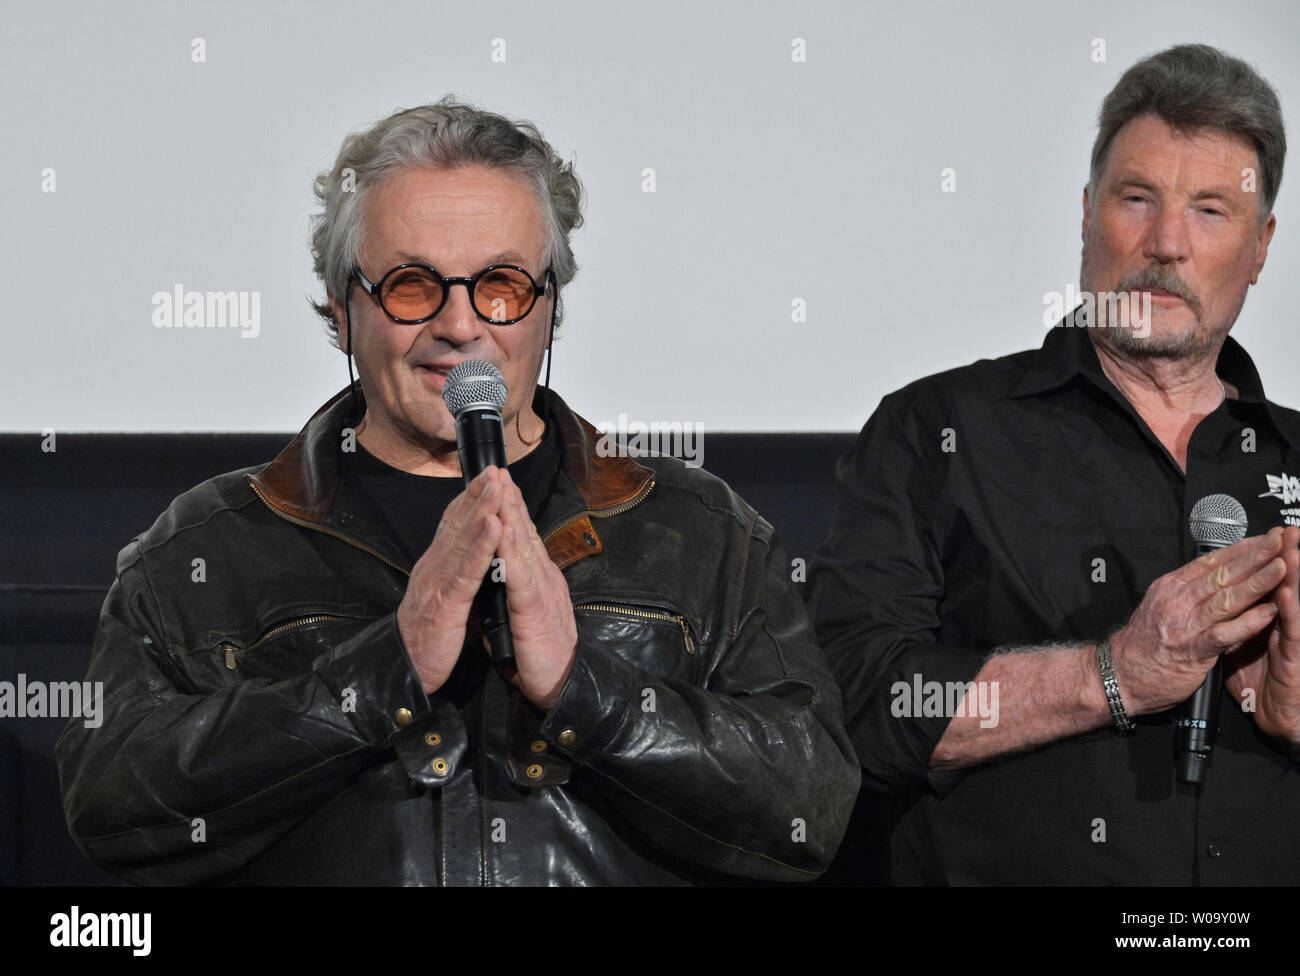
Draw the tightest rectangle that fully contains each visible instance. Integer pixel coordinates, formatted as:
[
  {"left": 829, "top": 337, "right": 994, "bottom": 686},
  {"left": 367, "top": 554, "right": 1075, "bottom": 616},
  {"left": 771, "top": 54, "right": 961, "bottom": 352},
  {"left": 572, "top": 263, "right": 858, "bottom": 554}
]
[
  {"left": 318, "top": 614, "right": 433, "bottom": 742},
  {"left": 538, "top": 637, "right": 642, "bottom": 763},
  {"left": 374, "top": 616, "right": 470, "bottom": 787}
]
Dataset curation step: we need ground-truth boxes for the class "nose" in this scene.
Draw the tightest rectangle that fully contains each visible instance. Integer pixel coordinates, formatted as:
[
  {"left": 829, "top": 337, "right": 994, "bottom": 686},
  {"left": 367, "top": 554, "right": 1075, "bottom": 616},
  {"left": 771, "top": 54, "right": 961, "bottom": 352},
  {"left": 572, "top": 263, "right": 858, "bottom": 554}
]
[
  {"left": 427, "top": 280, "right": 486, "bottom": 345},
  {"left": 1142, "top": 200, "right": 1191, "bottom": 265}
]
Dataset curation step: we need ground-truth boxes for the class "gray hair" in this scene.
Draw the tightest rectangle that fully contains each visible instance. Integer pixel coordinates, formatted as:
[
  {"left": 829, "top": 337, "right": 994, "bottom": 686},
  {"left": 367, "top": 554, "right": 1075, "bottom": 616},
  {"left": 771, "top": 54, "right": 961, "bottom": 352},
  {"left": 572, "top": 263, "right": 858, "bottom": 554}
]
[
  {"left": 310, "top": 97, "right": 585, "bottom": 345},
  {"left": 1089, "top": 44, "right": 1286, "bottom": 220}
]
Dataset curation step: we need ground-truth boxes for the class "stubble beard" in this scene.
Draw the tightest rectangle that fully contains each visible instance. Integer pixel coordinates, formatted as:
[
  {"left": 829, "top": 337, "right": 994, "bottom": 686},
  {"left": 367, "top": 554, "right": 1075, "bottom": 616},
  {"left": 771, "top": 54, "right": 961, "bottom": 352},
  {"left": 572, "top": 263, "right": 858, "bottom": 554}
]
[{"left": 1079, "top": 242, "right": 1229, "bottom": 363}]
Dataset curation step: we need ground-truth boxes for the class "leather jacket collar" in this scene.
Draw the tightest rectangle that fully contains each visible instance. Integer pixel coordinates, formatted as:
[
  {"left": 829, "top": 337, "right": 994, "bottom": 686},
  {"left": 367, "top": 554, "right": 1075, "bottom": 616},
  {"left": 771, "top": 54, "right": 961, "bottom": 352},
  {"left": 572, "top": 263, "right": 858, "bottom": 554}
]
[{"left": 247, "top": 386, "right": 655, "bottom": 571}]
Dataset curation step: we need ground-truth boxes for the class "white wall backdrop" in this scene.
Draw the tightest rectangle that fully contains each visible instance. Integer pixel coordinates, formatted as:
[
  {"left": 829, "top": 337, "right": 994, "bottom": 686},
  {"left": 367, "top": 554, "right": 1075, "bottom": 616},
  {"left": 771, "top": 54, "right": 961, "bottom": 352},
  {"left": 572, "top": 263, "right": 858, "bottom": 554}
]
[{"left": 3, "top": 0, "right": 1297, "bottom": 433}]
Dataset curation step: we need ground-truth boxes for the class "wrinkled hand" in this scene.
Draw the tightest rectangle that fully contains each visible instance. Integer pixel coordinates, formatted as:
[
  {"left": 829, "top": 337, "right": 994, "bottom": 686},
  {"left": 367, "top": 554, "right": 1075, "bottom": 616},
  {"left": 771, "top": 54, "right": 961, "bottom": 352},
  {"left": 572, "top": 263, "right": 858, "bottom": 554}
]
[
  {"left": 397, "top": 469, "right": 504, "bottom": 694},
  {"left": 495, "top": 469, "right": 578, "bottom": 710},
  {"left": 1109, "top": 528, "right": 1285, "bottom": 716},
  {"left": 1226, "top": 525, "right": 1300, "bottom": 748}
]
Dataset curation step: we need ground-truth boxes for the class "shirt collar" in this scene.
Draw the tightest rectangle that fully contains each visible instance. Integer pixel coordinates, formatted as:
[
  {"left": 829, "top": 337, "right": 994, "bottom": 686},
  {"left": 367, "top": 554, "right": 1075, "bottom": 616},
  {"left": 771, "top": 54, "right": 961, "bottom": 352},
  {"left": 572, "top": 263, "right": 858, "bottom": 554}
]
[
  {"left": 1012, "top": 310, "right": 1265, "bottom": 402},
  {"left": 1010, "top": 309, "right": 1300, "bottom": 451}
]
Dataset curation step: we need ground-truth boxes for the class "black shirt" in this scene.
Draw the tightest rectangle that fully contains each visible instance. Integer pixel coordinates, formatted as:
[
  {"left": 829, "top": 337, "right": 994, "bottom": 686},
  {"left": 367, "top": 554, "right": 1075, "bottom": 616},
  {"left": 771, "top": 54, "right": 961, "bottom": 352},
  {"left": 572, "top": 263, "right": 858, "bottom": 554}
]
[
  {"left": 339, "top": 422, "right": 561, "bottom": 567},
  {"left": 809, "top": 317, "right": 1300, "bottom": 884}
]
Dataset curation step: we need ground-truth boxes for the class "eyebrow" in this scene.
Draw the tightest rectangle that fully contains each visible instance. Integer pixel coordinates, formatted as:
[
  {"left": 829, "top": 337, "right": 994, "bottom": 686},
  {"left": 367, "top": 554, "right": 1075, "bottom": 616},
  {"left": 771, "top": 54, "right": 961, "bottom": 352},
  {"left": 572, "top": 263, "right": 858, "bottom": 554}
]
[
  {"left": 1109, "top": 175, "right": 1160, "bottom": 194},
  {"left": 1110, "top": 175, "right": 1238, "bottom": 202}
]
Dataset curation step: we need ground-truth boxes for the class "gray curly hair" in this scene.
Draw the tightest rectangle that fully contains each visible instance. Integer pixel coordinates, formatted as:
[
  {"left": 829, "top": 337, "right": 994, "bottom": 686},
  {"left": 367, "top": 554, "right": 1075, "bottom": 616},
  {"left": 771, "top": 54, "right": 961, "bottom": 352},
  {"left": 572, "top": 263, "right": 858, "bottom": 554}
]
[{"left": 310, "top": 97, "right": 585, "bottom": 345}]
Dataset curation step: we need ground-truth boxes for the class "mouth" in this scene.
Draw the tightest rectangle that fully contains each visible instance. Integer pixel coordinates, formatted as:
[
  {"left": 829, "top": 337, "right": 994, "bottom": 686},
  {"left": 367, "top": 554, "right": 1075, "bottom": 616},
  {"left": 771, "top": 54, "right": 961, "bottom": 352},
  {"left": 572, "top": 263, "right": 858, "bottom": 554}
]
[
  {"left": 415, "top": 363, "right": 456, "bottom": 391},
  {"left": 1123, "top": 284, "right": 1193, "bottom": 311}
]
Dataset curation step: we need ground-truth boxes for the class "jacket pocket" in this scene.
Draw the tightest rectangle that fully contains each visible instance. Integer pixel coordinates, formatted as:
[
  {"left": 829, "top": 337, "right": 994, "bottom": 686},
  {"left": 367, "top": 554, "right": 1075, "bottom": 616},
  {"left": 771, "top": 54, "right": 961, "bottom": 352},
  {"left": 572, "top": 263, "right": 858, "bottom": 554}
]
[
  {"left": 573, "top": 603, "right": 698, "bottom": 682},
  {"left": 215, "top": 612, "right": 374, "bottom": 678}
]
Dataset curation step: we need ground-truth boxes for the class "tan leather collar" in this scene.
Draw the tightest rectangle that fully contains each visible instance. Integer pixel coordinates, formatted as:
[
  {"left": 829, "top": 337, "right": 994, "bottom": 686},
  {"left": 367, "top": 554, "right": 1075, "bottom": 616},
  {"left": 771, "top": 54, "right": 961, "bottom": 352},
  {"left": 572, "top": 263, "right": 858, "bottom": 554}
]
[
  {"left": 248, "top": 386, "right": 654, "bottom": 537},
  {"left": 245, "top": 388, "right": 352, "bottom": 525}
]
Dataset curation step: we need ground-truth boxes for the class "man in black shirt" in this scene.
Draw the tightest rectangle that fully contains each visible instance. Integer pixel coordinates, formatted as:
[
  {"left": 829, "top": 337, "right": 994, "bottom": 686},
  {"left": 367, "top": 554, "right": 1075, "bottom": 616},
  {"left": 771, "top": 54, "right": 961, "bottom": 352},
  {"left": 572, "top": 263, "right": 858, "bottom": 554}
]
[
  {"left": 810, "top": 44, "right": 1300, "bottom": 884},
  {"left": 57, "top": 98, "right": 859, "bottom": 884}
]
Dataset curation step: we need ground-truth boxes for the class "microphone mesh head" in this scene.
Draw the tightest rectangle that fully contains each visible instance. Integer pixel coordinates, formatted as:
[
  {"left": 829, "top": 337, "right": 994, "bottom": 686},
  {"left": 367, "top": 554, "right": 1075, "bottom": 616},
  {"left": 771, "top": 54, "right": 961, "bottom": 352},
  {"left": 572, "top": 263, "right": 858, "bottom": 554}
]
[
  {"left": 1189, "top": 494, "right": 1248, "bottom": 549},
  {"left": 442, "top": 360, "right": 507, "bottom": 418}
]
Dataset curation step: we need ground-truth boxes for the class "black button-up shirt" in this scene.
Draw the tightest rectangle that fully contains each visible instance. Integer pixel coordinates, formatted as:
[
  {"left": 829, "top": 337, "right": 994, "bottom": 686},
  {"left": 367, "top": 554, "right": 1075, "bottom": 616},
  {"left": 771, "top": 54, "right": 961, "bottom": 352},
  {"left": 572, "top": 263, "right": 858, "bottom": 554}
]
[{"left": 809, "top": 317, "right": 1300, "bottom": 884}]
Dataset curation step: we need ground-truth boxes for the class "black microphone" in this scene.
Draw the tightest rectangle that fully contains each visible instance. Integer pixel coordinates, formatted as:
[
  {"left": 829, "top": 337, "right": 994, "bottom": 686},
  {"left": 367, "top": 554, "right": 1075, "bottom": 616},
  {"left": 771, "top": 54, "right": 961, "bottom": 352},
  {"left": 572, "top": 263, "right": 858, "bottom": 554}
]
[
  {"left": 1176, "top": 494, "right": 1248, "bottom": 784},
  {"left": 442, "top": 360, "right": 515, "bottom": 670}
]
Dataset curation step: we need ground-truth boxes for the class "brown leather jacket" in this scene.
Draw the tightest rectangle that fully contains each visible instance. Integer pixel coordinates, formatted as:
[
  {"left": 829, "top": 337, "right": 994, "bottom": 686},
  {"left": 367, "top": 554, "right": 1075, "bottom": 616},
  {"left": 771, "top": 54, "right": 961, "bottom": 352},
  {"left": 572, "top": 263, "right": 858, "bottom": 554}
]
[{"left": 56, "top": 387, "right": 858, "bottom": 884}]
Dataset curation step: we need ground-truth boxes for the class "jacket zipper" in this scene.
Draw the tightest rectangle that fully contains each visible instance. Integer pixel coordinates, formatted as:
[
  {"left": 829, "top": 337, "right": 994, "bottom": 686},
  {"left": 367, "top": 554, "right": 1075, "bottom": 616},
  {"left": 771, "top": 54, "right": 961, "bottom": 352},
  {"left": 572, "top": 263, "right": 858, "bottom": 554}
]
[
  {"left": 540, "top": 479, "right": 656, "bottom": 544},
  {"left": 221, "top": 613, "right": 347, "bottom": 669},
  {"left": 573, "top": 602, "right": 695, "bottom": 655}
]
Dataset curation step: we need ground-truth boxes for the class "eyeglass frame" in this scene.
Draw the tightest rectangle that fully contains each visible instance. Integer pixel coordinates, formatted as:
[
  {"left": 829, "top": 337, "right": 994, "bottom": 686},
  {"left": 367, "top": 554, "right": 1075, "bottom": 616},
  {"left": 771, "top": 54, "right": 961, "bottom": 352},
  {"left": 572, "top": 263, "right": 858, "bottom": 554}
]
[{"left": 350, "top": 262, "right": 556, "bottom": 326}]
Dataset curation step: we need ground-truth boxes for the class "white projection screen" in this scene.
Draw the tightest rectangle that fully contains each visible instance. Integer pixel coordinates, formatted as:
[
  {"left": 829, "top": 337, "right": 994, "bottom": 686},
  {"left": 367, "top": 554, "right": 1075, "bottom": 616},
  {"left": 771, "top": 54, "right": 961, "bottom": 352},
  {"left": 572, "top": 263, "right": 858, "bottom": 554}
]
[{"left": 2, "top": 0, "right": 1296, "bottom": 435}]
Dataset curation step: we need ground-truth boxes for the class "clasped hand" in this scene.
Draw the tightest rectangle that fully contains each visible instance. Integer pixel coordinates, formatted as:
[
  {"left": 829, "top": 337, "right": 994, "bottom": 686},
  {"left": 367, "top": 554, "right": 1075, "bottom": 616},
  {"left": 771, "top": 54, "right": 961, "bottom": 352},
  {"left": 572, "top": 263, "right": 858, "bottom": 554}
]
[{"left": 396, "top": 468, "right": 578, "bottom": 710}]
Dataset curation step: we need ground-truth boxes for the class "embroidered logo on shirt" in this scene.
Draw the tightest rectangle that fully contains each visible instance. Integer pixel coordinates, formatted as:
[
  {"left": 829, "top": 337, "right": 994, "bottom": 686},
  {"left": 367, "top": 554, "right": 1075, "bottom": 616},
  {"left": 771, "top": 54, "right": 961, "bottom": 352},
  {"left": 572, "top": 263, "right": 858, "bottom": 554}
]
[{"left": 1259, "top": 473, "right": 1300, "bottom": 506}]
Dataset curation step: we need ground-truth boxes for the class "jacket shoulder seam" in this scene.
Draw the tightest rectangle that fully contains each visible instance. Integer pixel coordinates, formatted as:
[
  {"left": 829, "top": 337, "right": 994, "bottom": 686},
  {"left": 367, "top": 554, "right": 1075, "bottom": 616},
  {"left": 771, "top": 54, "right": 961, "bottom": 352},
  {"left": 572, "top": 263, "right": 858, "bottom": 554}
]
[
  {"left": 135, "top": 488, "right": 264, "bottom": 558},
  {"left": 639, "top": 473, "right": 755, "bottom": 537}
]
